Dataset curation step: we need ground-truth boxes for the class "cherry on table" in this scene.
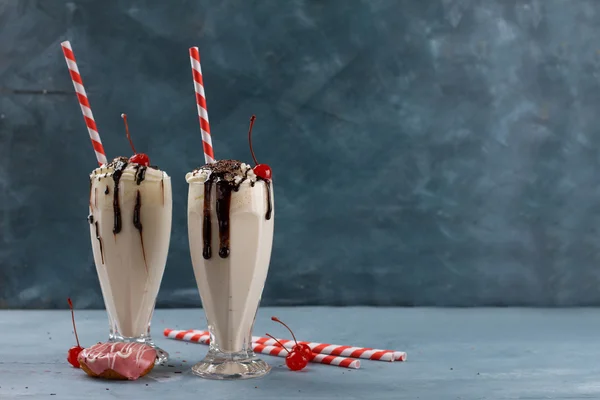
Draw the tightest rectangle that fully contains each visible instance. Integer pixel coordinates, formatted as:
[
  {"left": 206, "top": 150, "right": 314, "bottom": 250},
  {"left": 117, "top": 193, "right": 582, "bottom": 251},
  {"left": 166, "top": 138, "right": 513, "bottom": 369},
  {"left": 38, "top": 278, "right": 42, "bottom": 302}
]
[
  {"left": 267, "top": 316, "right": 313, "bottom": 371},
  {"left": 294, "top": 343, "right": 312, "bottom": 360},
  {"left": 285, "top": 350, "right": 308, "bottom": 371},
  {"left": 66, "top": 298, "right": 83, "bottom": 368},
  {"left": 271, "top": 316, "right": 312, "bottom": 360},
  {"left": 68, "top": 346, "right": 83, "bottom": 368},
  {"left": 265, "top": 333, "right": 309, "bottom": 372}
]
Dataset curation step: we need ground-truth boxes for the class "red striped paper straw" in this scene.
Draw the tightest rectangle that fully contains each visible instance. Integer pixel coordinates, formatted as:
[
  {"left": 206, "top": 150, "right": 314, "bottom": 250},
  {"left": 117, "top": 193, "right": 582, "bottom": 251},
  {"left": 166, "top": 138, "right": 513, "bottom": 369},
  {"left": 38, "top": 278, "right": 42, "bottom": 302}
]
[
  {"left": 61, "top": 41, "right": 107, "bottom": 166},
  {"left": 189, "top": 47, "right": 215, "bottom": 164},
  {"left": 254, "top": 335, "right": 406, "bottom": 362},
  {"left": 164, "top": 329, "right": 210, "bottom": 342},
  {"left": 252, "top": 344, "right": 360, "bottom": 369},
  {"left": 171, "top": 329, "right": 406, "bottom": 362},
  {"left": 163, "top": 329, "right": 360, "bottom": 369}
]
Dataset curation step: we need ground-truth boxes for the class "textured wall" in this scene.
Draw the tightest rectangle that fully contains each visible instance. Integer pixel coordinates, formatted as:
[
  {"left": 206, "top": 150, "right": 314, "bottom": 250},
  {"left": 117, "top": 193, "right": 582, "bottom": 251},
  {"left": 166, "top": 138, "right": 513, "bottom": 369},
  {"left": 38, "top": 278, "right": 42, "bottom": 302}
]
[{"left": 1, "top": 0, "right": 600, "bottom": 308}]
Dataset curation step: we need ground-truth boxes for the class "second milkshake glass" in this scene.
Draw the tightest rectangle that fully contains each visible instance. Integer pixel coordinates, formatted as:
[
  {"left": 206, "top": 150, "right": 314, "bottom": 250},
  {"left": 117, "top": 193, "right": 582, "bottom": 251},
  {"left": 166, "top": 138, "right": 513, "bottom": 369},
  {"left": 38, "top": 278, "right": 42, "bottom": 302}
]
[
  {"left": 89, "top": 158, "right": 172, "bottom": 364},
  {"left": 186, "top": 162, "right": 274, "bottom": 379}
]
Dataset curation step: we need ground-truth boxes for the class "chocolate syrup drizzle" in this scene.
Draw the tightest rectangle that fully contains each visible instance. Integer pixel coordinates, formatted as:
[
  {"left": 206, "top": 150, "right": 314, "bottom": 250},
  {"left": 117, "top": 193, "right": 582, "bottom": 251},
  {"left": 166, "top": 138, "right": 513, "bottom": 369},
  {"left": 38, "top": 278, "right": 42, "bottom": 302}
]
[
  {"left": 250, "top": 177, "right": 272, "bottom": 220},
  {"left": 133, "top": 190, "right": 143, "bottom": 232},
  {"left": 160, "top": 175, "right": 165, "bottom": 206},
  {"left": 202, "top": 180, "right": 213, "bottom": 259},
  {"left": 87, "top": 205, "right": 103, "bottom": 264},
  {"left": 133, "top": 190, "right": 148, "bottom": 272},
  {"left": 111, "top": 157, "right": 129, "bottom": 234},
  {"left": 263, "top": 179, "right": 272, "bottom": 220},
  {"left": 88, "top": 157, "right": 160, "bottom": 271},
  {"left": 195, "top": 160, "right": 272, "bottom": 260},
  {"left": 215, "top": 181, "right": 232, "bottom": 258},
  {"left": 134, "top": 165, "right": 147, "bottom": 185},
  {"left": 93, "top": 158, "right": 154, "bottom": 237},
  {"left": 94, "top": 222, "right": 104, "bottom": 264},
  {"left": 88, "top": 179, "right": 93, "bottom": 208}
]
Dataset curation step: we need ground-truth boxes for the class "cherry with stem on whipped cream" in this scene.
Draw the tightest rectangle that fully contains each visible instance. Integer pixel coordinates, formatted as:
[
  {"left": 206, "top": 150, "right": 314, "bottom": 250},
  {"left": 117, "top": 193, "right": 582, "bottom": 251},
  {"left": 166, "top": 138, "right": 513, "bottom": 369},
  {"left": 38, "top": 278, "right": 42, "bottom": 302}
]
[
  {"left": 121, "top": 113, "right": 150, "bottom": 166},
  {"left": 265, "top": 333, "right": 308, "bottom": 371},
  {"left": 67, "top": 298, "right": 83, "bottom": 368},
  {"left": 247, "top": 115, "right": 272, "bottom": 180},
  {"left": 271, "top": 316, "right": 312, "bottom": 360}
]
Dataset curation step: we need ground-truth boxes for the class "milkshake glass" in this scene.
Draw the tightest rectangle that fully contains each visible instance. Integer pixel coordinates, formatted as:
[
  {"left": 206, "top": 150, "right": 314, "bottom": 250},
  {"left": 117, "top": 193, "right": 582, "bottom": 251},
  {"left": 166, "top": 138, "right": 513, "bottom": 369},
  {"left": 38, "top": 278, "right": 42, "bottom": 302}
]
[
  {"left": 88, "top": 157, "right": 172, "bottom": 364},
  {"left": 187, "top": 160, "right": 274, "bottom": 379}
]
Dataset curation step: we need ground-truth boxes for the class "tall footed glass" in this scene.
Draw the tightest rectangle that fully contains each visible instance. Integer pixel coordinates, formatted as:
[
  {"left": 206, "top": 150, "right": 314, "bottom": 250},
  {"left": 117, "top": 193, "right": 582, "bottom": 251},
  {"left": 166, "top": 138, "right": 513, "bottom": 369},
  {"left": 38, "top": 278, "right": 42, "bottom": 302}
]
[
  {"left": 187, "top": 161, "right": 274, "bottom": 380},
  {"left": 89, "top": 158, "right": 172, "bottom": 364}
]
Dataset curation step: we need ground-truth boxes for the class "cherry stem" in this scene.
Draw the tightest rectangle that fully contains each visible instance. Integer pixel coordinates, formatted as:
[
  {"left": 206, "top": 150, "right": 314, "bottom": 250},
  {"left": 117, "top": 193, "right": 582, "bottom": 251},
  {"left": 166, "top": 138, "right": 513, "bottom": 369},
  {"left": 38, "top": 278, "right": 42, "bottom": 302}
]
[
  {"left": 271, "top": 316, "right": 299, "bottom": 345},
  {"left": 248, "top": 115, "right": 259, "bottom": 165},
  {"left": 265, "top": 333, "right": 290, "bottom": 354},
  {"left": 67, "top": 298, "right": 80, "bottom": 348},
  {"left": 121, "top": 113, "right": 137, "bottom": 154}
]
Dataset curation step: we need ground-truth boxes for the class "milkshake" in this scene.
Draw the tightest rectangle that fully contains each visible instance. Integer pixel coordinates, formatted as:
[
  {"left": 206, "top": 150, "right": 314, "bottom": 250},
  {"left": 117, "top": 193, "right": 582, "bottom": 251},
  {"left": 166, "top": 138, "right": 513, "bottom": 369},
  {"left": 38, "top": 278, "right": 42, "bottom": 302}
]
[
  {"left": 89, "top": 156, "right": 172, "bottom": 364},
  {"left": 187, "top": 159, "right": 274, "bottom": 379}
]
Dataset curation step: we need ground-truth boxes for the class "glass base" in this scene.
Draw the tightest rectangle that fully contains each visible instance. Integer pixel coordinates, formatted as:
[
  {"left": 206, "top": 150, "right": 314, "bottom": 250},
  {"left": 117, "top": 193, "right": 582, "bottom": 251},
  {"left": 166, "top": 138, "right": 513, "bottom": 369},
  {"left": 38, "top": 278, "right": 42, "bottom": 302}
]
[
  {"left": 109, "top": 333, "right": 169, "bottom": 365},
  {"left": 192, "top": 349, "right": 271, "bottom": 380}
]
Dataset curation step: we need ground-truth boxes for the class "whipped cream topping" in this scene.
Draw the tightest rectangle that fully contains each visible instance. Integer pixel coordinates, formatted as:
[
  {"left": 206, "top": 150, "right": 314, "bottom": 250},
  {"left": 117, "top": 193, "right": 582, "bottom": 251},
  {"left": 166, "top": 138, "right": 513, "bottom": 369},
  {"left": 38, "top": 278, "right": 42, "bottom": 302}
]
[
  {"left": 91, "top": 157, "right": 167, "bottom": 182},
  {"left": 185, "top": 159, "right": 256, "bottom": 184}
]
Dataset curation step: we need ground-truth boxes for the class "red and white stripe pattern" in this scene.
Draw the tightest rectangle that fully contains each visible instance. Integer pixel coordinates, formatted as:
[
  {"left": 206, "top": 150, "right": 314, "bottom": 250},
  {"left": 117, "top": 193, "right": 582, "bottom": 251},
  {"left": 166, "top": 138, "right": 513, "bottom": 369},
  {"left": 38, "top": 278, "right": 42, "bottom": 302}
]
[
  {"left": 252, "top": 343, "right": 360, "bottom": 369},
  {"left": 189, "top": 47, "right": 215, "bottom": 164},
  {"left": 163, "top": 329, "right": 361, "bottom": 369},
  {"left": 61, "top": 41, "right": 107, "bottom": 166},
  {"left": 253, "top": 335, "right": 406, "bottom": 362},
  {"left": 164, "top": 329, "right": 210, "bottom": 343}
]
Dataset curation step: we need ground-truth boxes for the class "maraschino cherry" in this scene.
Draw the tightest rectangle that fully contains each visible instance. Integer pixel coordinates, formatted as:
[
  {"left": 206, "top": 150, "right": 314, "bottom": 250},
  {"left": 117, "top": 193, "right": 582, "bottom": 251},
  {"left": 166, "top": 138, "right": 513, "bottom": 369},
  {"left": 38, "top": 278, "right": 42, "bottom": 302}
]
[
  {"left": 272, "top": 316, "right": 312, "bottom": 359},
  {"left": 265, "top": 334, "right": 308, "bottom": 371},
  {"left": 121, "top": 113, "right": 150, "bottom": 166},
  {"left": 267, "top": 316, "right": 312, "bottom": 371},
  {"left": 248, "top": 115, "right": 272, "bottom": 180},
  {"left": 67, "top": 298, "right": 83, "bottom": 368}
]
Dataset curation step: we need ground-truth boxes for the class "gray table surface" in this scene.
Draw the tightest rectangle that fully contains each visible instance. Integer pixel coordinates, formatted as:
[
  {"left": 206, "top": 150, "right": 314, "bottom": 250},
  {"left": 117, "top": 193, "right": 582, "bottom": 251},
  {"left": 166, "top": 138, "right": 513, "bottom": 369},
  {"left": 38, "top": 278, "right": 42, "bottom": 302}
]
[{"left": 1, "top": 307, "right": 599, "bottom": 399}]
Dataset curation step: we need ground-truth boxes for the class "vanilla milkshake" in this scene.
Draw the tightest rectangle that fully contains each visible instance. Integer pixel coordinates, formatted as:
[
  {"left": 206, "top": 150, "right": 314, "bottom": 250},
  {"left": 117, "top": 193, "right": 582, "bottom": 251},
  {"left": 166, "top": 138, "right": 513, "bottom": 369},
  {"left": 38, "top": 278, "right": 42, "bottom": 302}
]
[
  {"left": 187, "top": 160, "right": 274, "bottom": 379},
  {"left": 89, "top": 156, "right": 172, "bottom": 363}
]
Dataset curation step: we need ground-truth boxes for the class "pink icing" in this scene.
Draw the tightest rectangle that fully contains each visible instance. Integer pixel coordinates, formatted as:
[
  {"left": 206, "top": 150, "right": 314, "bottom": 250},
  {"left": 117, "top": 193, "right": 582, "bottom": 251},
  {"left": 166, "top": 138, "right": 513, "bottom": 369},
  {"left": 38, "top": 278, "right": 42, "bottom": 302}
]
[{"left": 78, "top": 342, "right": 157, "bottom": 380}]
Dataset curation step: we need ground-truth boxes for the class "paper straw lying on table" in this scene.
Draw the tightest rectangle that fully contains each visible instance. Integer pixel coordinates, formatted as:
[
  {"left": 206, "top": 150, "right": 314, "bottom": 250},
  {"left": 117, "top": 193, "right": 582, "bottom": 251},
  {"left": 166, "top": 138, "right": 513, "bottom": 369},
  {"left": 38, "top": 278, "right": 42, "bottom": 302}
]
[
  {"left": 163, "top": 329, "right": 361, "bottom": 369},
  {"left": 167, "top": 329, "right": 406, "bottom": 362},
  {"left": 255, "top": 336, "right": 405, "bottom": 362},
  {"left": 253, "top": 343, "right": 361, "bottom": 369}
]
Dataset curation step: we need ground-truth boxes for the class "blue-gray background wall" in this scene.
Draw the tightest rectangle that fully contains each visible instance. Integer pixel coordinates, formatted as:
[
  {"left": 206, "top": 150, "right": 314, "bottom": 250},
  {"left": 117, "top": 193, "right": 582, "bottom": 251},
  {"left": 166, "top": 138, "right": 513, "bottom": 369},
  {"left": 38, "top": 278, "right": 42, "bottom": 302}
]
[{"left": 2, "top": 0, "right": 600, "bottom": 308}]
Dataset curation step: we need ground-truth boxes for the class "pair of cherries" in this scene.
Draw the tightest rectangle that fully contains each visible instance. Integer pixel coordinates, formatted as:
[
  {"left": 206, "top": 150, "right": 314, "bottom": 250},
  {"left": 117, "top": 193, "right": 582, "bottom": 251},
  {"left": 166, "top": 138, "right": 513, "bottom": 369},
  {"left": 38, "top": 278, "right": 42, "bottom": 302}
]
[{"left": 268, "top": 316, "right": 312, "bottom": 371}]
